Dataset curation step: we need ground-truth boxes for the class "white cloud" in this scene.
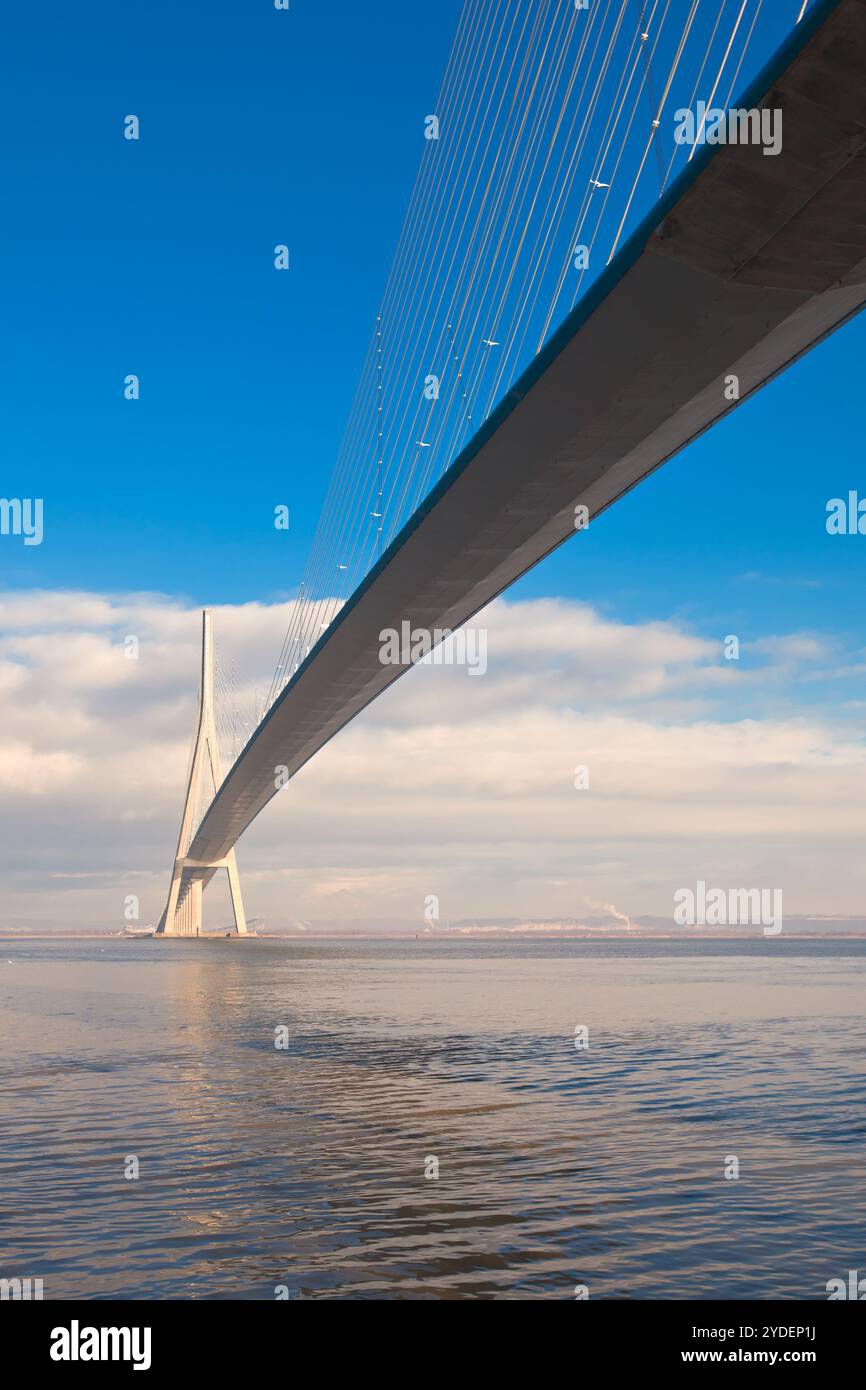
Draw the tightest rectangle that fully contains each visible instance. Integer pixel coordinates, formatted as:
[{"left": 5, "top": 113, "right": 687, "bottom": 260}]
[{"left": 1, "top": 589, "right": 863, "bottom": 928}]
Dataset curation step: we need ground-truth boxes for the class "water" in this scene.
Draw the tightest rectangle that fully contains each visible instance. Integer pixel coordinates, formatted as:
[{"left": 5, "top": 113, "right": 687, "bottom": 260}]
[{"left": 1, "top": 937, "right": 864, "bottom": 1300}]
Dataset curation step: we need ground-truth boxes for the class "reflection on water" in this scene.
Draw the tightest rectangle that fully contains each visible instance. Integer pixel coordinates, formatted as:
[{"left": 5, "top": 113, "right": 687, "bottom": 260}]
[{"left": 0, "top": 937, "right": 864, "bottom": 1299}]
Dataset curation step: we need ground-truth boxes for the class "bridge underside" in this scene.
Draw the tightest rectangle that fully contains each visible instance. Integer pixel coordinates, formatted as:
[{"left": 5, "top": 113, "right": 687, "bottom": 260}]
[{"left": 189, "top": 0, "right": 866, "bottom": 872}]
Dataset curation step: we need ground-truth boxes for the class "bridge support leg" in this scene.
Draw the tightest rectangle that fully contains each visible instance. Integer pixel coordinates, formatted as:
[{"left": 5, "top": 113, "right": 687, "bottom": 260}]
[
  {"left": 156, "top": 610, "right": 249, "bottom": 938},
  {"left": 225, "top": 853, "right": 247, "bottom": 934}
]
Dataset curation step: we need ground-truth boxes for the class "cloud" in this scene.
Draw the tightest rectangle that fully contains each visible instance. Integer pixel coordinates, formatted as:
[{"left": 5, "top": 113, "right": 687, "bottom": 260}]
[
  {"left": 749, "top": 633, "right": 834, "bottom": 664},
  {"left": 736, "top": 571, "right": 822, "bottom": 590},
  {"left": 0, "top": 589, "right": 863, "bottom": 928}
]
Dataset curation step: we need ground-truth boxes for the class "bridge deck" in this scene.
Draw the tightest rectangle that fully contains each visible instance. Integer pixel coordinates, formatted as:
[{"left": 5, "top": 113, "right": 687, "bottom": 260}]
[{"left": 186, "top": 0, "right": 866, "bottom": 875}]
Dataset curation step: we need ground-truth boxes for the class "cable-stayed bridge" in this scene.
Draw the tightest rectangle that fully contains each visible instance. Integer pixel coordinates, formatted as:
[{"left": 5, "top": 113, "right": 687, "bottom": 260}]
[{"left": 158, "top": 0, "right": 866, "bottom": 934}]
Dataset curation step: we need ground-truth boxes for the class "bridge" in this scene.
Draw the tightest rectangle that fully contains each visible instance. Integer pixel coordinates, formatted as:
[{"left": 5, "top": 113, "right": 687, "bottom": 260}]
[{"left": 158, "top": 0, "right": 866, "bottom": 935}]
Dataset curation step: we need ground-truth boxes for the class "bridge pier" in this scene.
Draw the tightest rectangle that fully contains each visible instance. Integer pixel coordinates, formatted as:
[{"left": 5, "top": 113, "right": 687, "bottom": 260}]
[{"left": 157, "top": 610, "right": 248, "bottom": 937}]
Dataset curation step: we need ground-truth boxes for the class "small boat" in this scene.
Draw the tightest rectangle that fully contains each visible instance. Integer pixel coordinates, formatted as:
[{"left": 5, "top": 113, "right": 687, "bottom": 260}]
[{"left": 122, "top": 926, "right": 155, "bottom": 938}]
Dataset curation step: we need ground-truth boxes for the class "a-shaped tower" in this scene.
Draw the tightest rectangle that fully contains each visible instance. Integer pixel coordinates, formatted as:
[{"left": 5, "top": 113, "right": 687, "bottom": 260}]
[{"left": 157, "top": 609, "right": 247, "bottom": 936}]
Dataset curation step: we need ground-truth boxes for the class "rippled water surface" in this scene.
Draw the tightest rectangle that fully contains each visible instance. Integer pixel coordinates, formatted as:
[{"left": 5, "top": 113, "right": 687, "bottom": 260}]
[{"left": 1, "top": 937, "right": 864, "bottom": 1299}]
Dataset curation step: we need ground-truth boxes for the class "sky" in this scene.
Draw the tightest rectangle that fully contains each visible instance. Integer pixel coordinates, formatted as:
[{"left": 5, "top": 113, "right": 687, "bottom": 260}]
[{"left": 1, "top": 0, "right": 864, "bottom": 930}]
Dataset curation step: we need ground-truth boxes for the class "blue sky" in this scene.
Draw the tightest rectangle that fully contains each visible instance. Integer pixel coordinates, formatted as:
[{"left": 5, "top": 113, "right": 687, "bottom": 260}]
[
  {"left": 3, "top": 0, "right": 863, "bottom": 650},
  {"left": 1, "top": 0, "right": 865, "bottom": 928},
  {"left": 1, "top": 0, "right": 459, "bottom": 594}
]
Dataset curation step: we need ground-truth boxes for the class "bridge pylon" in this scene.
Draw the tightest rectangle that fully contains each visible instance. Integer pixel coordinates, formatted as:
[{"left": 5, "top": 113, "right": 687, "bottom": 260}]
[{"left": 157, "top": 609, "right": 247, "bottom": 937}]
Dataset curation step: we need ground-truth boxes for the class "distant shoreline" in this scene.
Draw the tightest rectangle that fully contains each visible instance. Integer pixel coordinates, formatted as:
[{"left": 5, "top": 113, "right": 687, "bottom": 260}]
[{"left": 3, "top": 932, "right": 866, "bottom": 943}]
